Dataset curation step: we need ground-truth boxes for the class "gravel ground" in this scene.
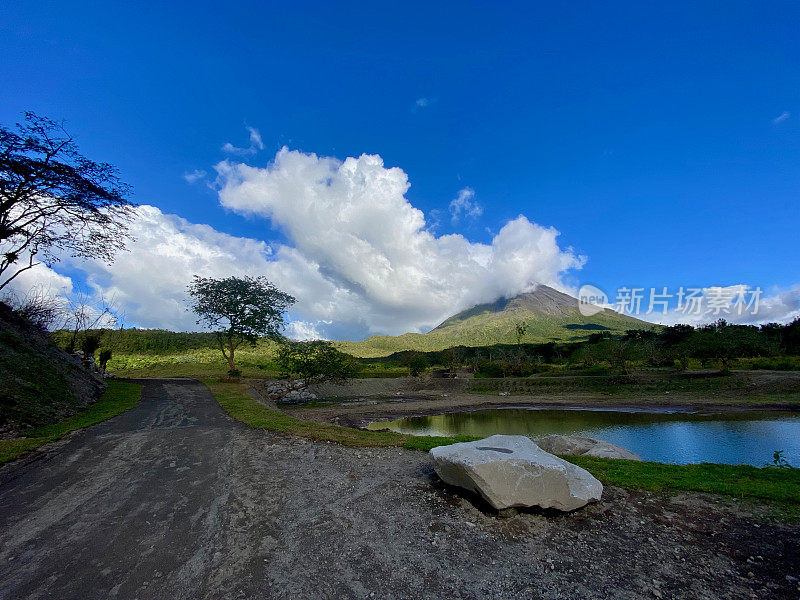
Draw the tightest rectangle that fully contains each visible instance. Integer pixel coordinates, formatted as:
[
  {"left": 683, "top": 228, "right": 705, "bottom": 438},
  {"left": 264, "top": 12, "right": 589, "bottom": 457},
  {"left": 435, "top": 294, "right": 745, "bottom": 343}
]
[{"left": 0, "top": 379, "right": 798, "bottom": 599}]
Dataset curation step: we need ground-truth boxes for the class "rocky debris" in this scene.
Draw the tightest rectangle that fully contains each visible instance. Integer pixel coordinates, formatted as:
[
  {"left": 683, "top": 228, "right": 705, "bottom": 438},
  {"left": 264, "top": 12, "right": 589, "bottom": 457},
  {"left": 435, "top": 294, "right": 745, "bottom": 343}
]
[
  {"left": 535, "top": 434, "right": 643, "bottom": 461},
  {"left": 430, "top": 434, "right": 603, "bottom": 511},
  {"left": 262, "top": 380, "right": 318, "bottom": 405}
]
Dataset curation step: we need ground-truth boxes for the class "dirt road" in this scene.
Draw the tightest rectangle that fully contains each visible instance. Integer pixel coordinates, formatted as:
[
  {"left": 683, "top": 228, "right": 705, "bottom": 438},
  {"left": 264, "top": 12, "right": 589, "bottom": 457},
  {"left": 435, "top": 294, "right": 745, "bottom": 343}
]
[{"left": 0, "top": 379, "right": 798, "bottom": 599}]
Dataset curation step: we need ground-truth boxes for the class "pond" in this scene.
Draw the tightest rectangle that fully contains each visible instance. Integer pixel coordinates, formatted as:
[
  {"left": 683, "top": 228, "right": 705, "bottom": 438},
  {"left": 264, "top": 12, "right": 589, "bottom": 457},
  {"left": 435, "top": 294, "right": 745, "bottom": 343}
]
[{"left": 367, "top": 407, "right": 800, "bottom": 466}]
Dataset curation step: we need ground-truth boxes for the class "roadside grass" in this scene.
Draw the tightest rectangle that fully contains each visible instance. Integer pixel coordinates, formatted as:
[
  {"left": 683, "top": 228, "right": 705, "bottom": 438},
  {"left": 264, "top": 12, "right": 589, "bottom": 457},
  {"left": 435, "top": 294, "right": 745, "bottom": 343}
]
[
  {"left": 0, "top": 380, "right": 142, "bottom": 465},
  {"left": 206, "top": 380, "right": 477, "bottom": 449},
  {"left": 205, "top": 379, "right": 800, "bottom": 510}
]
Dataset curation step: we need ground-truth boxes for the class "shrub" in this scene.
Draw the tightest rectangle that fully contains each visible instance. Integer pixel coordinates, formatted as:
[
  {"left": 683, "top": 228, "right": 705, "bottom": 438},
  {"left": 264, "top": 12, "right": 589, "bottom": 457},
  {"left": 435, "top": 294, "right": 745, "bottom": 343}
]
[
  {"left": 81, "top": 333, "right": 102, "bottom": 361},
  {"left": 276, "top": 340, "right": 357, "bottom": 385},
  {"left": 3, "top": 289, "right": 65, "bottom": 331},
  {"left": 749, "top": 357, "right": 799, "bottom": 371},
  {"left": 401, "top": 351, "right": 429, "bottom": 377},
  {"left": 98, "top": 349, "right": 113, "bottom": 373},
  {"left": 476, "top": 360, "right": 504, "bottom": 378}
]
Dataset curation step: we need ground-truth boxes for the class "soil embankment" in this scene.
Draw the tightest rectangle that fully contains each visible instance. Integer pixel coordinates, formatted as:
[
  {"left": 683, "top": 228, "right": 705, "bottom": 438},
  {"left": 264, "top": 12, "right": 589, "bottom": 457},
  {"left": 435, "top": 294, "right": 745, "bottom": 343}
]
[{"left": 0, "top": 302, "right": 105, "bottom": 437}]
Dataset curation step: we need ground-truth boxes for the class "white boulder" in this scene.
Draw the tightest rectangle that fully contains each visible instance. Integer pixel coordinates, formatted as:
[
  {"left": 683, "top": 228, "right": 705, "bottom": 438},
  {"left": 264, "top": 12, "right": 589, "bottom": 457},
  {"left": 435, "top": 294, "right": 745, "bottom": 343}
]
[
  {"left": 430, "top": 435, "right": 602, "bottom": 511},
  {"left": 534, "top": 435, "right": 642, "bottom": 461}
]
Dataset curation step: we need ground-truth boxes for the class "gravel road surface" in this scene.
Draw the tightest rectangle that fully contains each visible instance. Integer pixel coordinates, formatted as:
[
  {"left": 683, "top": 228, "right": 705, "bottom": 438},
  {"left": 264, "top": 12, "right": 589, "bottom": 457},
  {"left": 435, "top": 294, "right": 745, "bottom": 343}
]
[{"left": 1, "top": 379, "right": 797, "bottom": 599}]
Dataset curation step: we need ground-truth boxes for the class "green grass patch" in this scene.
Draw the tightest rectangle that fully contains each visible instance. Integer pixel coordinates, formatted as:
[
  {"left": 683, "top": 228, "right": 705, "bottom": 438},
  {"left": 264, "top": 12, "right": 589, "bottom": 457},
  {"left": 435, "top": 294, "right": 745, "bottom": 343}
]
[
  {"left": 107, "top": 347, "right": 281, "bottom": 379},
  {"left": 205, "top": 380, "right": 800, "bottom": 509},
  {"left": 205, "top": 380, "right": 475, "bottom": 450},
  {"left": 206, "top": 380, "right": 408, "bottom": 447},
  {"left": 567, "top": 455, "right": 800, "bottom": 509},
  {"left": 0, "top": 380, "right": 142, "bottom": 465}
]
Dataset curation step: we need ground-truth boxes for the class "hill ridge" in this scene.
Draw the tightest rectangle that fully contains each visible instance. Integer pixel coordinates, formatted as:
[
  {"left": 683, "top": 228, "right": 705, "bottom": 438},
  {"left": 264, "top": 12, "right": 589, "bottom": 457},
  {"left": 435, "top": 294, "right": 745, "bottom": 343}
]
[{"left": 337, "top": 285, "right": 653, "bottom": 357}]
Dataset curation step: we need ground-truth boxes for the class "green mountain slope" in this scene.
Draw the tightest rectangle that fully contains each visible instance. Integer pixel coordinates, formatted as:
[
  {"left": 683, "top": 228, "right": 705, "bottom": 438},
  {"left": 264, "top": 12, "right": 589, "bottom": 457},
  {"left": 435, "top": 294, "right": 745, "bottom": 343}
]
[{"left": 337, "top": 285, "right": 654, "bottom": 357}]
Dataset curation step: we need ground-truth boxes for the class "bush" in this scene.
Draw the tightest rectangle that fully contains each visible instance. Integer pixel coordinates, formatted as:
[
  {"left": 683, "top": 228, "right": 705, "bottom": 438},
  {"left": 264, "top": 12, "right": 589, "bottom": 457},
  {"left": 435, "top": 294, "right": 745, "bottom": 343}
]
[
  {"left": 98, "top": 349, "right": 113, "bottom": 373},
  {"left": 748, "top": 357, "right": 799, "bottom": 371},
  {"left": 3, "top": 289, "right": 65, "bottom": 331},
  {"left": 81, "top": 333, "right": 102, "bottom": 361},
  {"left": 276, "top": 340, "right": 357, "bottom": 385},
  {"left": 474, "top": 357, "right": 546, "bottom": 378},
  {"left": 476, "top": 360, "right": 504, "bottom": 378},
  {"left": 400, "top": 351, "right": 429, "bottom": 377}
]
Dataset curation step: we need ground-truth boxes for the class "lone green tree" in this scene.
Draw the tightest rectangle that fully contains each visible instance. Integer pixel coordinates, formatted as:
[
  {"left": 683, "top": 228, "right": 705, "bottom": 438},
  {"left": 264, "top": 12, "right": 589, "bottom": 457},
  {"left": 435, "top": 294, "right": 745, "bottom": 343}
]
[
  {"left": 188, "top": 275, "right": 295, "bottom": 376},
  {"left": 0, "top": 112, "right": 134, "bottom": 291},
  {"left": 441, "top": 346, "right": 464, "bottom": 378},
  {"left": 401, "top": 351, "right": 429, "bottom": 377},
  {"left": 515, "top": 321, "right": 528, "bottom": 347}
]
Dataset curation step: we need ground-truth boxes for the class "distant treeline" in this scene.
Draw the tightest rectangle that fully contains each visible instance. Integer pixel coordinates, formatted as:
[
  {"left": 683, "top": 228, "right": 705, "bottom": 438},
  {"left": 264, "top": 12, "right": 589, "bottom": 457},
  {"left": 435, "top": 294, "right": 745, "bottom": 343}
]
[
  {"left": 620, "top": 318, "right": 800, "bottom": 362},
  {"left": 372, "top": 318, "right": 800, "bottom": 376},
  {"left": 50, "top": 328, "right": 222, "bottom": 354}
]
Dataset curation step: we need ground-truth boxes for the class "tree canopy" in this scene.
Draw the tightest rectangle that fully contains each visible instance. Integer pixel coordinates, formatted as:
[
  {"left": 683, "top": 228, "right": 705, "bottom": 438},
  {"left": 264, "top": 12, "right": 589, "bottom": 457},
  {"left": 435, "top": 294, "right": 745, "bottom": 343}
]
[
  {"left": 0, "top": 112, "right": 134, "bottom": 291},
  {"left": 187, "top": 275, "right": 295, "bottom": 375}
]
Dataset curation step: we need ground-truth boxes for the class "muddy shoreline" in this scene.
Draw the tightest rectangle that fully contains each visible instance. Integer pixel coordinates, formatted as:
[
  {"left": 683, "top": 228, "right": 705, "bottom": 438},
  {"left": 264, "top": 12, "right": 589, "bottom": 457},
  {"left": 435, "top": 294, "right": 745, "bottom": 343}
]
[
  {"left": 246, "top": 376, "right": 800, "bottom": 429},
  {"left": 302, "top": 397, "right": 800, "bottom": 429}
]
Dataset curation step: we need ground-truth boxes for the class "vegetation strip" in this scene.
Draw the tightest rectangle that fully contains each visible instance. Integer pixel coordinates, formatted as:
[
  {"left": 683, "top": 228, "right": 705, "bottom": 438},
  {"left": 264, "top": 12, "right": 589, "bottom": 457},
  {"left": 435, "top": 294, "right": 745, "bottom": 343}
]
[
  {"left": 205, "top": 380, "right": 474, "bottom": 449},
  {"left": 0, "top": 381, "right": 142, "bottom": 465},
  {"left": 206, "top": 380, "right": 800, "bottom": 508}
]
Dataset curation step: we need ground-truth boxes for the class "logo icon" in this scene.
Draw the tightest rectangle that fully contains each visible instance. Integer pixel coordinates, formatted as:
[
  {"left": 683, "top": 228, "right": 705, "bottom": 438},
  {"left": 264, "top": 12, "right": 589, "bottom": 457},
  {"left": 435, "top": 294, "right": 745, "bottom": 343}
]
[{"left": 578, "top": 284, "right": 609, "bottom": 317}]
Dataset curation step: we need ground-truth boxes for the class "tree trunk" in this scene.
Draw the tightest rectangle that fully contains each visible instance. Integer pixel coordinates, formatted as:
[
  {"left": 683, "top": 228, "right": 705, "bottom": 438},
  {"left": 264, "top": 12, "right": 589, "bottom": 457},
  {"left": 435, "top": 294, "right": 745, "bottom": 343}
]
[
  {"left": 67, "top": 327, "right": 79, "bottom": 354},
  {"left": 216, "top": 335, "right": 236, "bottom": 374},
  {"left": 227, "top": 341, "right": 236, "bottom": 373}
]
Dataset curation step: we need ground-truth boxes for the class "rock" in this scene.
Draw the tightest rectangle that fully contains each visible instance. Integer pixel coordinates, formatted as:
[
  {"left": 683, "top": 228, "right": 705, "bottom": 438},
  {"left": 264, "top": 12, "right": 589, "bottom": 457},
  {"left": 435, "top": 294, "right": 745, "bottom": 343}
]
[
  {"left": 429, "top": 435, "right": 603, "bottom": 511},
  {"left": 534, "top": 435, "right": 642, "bottom": 461}
]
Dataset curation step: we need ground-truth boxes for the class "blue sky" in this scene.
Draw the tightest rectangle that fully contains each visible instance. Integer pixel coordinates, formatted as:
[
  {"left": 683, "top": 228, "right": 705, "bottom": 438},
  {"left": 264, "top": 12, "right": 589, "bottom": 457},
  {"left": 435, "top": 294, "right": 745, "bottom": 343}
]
[{"left": 2, "top": 2, "right": 799, "bottom": 337}]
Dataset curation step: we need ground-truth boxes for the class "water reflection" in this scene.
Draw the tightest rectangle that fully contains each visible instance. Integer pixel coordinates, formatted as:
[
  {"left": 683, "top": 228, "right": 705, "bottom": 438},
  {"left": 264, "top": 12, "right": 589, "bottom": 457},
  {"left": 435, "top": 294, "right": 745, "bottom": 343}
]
[{"left": 367, "top": 408, "right": 800, "bottom": 466}]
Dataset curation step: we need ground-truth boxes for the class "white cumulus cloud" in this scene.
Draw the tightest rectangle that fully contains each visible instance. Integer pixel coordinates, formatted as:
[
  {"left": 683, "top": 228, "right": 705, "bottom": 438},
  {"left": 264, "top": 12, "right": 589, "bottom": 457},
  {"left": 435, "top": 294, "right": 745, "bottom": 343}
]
[
  {"left": 2, "top": 256, "right": 74, "bottom": 301},
  {"left": 284, "top": 320, "right": 329, "bottom": 341},
  {"left": 636, "top": 284, "right": 800, "bottom": 327},
  {"left": 6, "top": 199, "right": 799, "bottom": 339},
  {"left": 214, "top": 148, "right": 584, "bottom": 338},
  {"left": 63, "top": 205, "right": 275, "bottom": 331},
  {"left": 449, "top": 187, "right": 483, "bottom": 223}
]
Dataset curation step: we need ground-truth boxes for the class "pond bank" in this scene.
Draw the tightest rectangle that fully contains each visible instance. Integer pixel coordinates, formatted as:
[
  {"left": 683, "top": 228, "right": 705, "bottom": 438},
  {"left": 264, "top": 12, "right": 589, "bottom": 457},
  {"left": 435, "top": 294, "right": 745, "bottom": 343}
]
[{"left": 264, "top": 375, "right": 800, "bottom": 430}]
